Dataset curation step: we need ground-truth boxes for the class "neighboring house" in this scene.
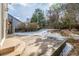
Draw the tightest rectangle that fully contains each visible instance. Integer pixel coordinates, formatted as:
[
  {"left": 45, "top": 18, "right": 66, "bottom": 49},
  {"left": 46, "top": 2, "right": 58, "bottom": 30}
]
[
  {"left": 7, "top": 14, "right": 24, "bottom": 34},
  {"left": 25, "top": 18, "right": 31, "bottom": 26}
]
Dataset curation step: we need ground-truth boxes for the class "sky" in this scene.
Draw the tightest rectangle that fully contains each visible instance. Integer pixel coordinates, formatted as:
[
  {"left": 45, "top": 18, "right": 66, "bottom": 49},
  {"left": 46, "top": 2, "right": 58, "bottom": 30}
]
[{"left": 8, "top": 3, "right": 53, "bottom": 22}]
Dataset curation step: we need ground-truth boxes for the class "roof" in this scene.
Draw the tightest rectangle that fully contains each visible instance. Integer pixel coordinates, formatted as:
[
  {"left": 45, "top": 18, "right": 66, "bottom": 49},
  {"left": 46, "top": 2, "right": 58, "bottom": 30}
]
[{"left": 8, "top": 14, "right": 24, "bottom": 24}]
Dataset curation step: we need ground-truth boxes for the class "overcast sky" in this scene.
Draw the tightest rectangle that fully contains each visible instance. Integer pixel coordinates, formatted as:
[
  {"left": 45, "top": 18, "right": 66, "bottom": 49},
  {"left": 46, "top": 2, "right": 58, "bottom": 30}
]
[{"left": 8, "top": 3, "right": 53, "bottom": 22}]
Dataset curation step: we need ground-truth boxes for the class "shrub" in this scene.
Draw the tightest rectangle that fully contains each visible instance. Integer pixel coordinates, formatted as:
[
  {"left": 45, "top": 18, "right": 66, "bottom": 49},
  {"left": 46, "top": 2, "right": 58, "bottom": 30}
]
[
  {"left": 26, "top": 22, "right": 40, "bottom": 31},
  {"left": 18, "top": 23, "right": 26, "bottom": 32},
  {"left": 60, "top": 30, "right": 71, "bottom": 36}
]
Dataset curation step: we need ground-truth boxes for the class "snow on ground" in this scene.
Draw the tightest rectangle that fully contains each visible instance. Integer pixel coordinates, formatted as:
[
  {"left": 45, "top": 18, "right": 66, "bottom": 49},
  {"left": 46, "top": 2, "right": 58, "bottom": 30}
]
[
  {"left": 14, "top": 29, "right": 48, "bottom": 36},
  {"left": 14, "top": 29, "right": 66, "bottom": 40},
  {"left": 47, "top": 32, "right": 65, "bottom": 40},
  {"left": 70, "top": 34, "right": 79, "bottom": 40}
]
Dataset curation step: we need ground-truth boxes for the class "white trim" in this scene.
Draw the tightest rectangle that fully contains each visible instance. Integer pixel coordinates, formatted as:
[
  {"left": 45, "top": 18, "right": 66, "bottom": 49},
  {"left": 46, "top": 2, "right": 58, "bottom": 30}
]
[{"left": 0, "top": 38, "right": 6, "bottom": 47}]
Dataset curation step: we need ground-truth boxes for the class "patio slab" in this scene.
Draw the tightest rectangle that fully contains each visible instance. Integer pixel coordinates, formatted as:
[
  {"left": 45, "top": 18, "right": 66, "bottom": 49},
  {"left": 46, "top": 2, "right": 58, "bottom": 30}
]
[
  {"left": 0, "top": 33, "right": 67, "bottom": 56},
  {"left": 18, "top": 36, "right": 66, "bottom": 56}
]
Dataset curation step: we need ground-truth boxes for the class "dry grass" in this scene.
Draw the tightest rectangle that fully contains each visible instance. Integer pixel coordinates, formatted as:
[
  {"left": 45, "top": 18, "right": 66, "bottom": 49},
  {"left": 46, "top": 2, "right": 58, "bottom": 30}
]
[
  {"left": 67, "top": 37, "right": 79, "bottom": 56},
  {"left": 67, "top": 37, "right": 75, "bottom": 44},
  {"left": 68, "top": 43, "right": 79, "bottom": 56}
]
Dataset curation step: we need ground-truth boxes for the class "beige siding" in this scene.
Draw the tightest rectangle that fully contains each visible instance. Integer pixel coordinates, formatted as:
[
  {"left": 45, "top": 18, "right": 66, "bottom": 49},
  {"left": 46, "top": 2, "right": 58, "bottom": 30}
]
[{"left": 0, "top": 4, "right": 8, "bottom": 45}]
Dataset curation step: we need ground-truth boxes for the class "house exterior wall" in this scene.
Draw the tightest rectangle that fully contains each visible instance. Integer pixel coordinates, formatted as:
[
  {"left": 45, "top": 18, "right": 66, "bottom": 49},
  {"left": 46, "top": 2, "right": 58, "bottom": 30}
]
[
  {"left": 0, "top": 3, "right": 8, "bottom": 45},
  {"left": 0, "top": 4, "right": 3, "bottom": 42}
]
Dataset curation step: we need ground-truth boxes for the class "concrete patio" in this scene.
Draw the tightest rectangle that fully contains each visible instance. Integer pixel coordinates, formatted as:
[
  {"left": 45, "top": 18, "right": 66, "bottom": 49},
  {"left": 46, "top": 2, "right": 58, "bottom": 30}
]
[{"left": 0, "top": 34, "right": 67, "bottom": 56}]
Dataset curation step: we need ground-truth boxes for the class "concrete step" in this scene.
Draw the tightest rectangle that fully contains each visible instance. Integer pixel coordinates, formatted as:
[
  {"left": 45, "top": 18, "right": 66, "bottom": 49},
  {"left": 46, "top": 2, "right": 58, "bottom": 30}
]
[
  {"left": 0, "top": 46, "right": 15, "bottom": 55},
  {"left": 4, "top": 41, "right": 25, "bottom": 56},
  {"left": 0, "top": 37, "right": 24, "bottom": 56}
]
